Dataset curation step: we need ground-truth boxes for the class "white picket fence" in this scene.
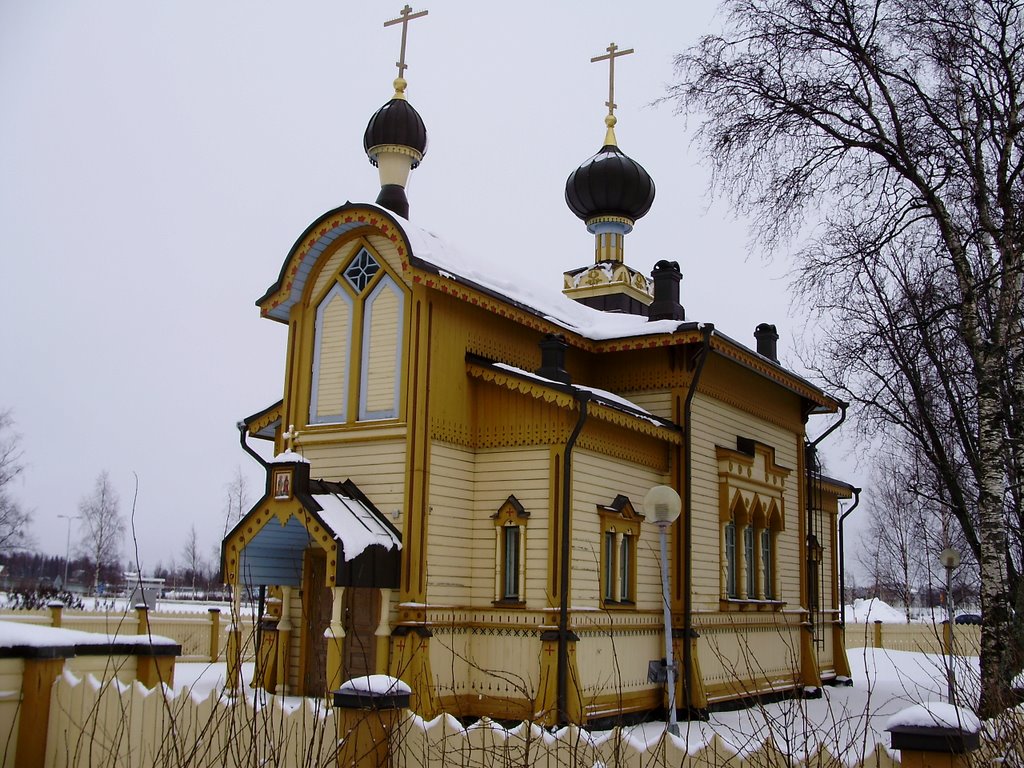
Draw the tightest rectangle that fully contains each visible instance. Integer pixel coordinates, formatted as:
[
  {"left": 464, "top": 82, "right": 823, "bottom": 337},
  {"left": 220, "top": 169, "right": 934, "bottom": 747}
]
[{"left": 38, "top": 671, "right": 908, "bottom": 768}]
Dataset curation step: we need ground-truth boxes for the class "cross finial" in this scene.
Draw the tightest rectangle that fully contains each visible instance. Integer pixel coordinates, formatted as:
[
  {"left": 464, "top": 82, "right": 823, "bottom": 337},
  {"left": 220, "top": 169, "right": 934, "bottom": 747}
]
[
  {"left": 384, "top": 5, "right": 429, "bottom": 96},
  {"left": 590, "top": 42, "right": 634, "bottom": 146},
  {"left": 282, "top": 424, "right": 299, "bottom": 453}
]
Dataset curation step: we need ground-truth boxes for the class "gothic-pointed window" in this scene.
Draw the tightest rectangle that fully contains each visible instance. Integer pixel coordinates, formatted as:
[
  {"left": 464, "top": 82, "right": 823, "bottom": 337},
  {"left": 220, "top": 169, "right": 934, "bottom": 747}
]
[
  {"left": 725, "top": 521, "right": 737, "bottom": 599},
  {"left": 309, "top": 285, "right": 353, "bottom": 424},
  {"left": 492, "top": 496, "right": 528, "bottom": 605},
  {"left": 359, "top": 276, "right": 404, "bottom": 420},
  {"left": 598, "top": 495, "right": 642, "bottom": 608},
  {"left": 307, "top": 242, "right": 406, "bottom": 427}
]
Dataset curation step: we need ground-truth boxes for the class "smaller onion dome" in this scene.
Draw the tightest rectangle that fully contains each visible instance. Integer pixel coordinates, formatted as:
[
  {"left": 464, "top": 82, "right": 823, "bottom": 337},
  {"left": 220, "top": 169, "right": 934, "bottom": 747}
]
[
  {"left": 565, "top": 141, "right": 655, "bottom": 226},
  {"left": 363, "top": 79, "right": 428, "bottom": 168}
]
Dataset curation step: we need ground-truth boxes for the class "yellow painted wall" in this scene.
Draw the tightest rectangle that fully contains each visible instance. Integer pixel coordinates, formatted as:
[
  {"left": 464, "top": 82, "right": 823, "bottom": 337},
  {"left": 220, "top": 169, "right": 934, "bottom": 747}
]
[
  {"left": 570, "top": 449, "right": 665, "bottom": 611},
  {"left": 298, "top": 439, "right": 407, "bottom": 514},
  {"left": 425, "top": 443, "right": 550, "bottom": 607},
  {"left": 688, "top": 392, "right": 802, "bottom": 611}
]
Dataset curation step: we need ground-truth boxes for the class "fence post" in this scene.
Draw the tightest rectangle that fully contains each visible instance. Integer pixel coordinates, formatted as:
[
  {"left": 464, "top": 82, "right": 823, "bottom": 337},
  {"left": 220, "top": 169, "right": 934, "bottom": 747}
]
[
  {"left": 48, "top": 600, "right": 63, "bottom": 628},
  {"left": 208, "top": 608, "right": 221, "bottom": 662},
  {"left": 16, "top": 654, "right": 68, "bottom": 768},
  {"left": 136, "top": 604, "right": 150, "bottom": 636},
  {"left": 873, "top": 619, "right": 883, "bottom": 648},
  {"left": 334, "top": 676, "right": 410, "bottom": 768},
  {"left": 887, "top": 704, "right": 980, "bottom": 768}
]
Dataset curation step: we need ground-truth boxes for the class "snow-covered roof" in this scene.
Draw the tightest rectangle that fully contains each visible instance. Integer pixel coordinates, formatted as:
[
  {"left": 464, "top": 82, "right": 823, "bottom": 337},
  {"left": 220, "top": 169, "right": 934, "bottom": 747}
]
[
  {"left": 257, "top": 202, "right": 839, "bottom": 410},
  {"left": 398, "top": 213, "right": 682, "bottom": 342},
  {"left": 313, "top": 490, "right": 402, "bottom": 559}
]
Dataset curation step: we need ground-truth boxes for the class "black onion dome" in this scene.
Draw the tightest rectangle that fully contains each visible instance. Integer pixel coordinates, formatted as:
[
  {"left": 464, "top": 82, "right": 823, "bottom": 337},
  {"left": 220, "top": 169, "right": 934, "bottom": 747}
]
[
  {"left": 565, "top": 144, "right": 655, "bottom": 223},
  {"left": 363, "top": 98, "right": 428, "bottom": 167}
]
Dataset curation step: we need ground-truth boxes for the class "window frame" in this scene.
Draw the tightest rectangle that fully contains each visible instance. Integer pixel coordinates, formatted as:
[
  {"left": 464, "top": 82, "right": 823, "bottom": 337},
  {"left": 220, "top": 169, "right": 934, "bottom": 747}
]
[
  {"left": 598, "top": 495, "right": 643, "bottom": 608},
  {"left": 304, "top": 240, "right": 408, "bottom": 429},
  {"left": 491, "top": 495, "right": 529, "bottom": 606}
]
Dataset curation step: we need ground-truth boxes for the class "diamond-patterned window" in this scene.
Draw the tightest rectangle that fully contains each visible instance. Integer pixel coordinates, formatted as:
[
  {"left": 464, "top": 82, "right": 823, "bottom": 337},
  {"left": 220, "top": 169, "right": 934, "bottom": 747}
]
[{"left": 344, "top": 249, "right": 381, "bottom": 293}]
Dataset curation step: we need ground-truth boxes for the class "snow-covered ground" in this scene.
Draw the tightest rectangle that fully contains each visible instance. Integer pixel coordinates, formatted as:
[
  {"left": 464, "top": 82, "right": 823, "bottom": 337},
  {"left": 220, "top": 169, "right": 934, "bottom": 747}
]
[{"left": 172, "top": 646, "right": 981, "bottom": 759}]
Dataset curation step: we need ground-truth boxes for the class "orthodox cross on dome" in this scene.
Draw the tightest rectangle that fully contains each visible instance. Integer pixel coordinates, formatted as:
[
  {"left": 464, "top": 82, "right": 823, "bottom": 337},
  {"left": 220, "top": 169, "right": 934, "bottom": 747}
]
[
  {"left": 590, "top": 42, "right": 634, "bottom": 145},
  {"left": 282, "top": 424, "right": 299, "bottom": 453},
  {"left": 384, "top": 5, "right": 429, "bottom": 81}
]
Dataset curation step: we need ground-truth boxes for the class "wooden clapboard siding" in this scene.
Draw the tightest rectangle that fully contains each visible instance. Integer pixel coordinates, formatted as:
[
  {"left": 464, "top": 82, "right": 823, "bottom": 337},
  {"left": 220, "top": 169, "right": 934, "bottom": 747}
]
[
  {"left": 298, "top": 440, "right": 407, "bottom": 514},
  {"left": 311, "top": 288, "right": 351, "bottom": 422},
  {"left": 571, "top": 449, "right": 664, "bottom": 611},
  {"left": 622, "top": 389, "right": 673, "bottom": 420},
  {"left": 361, "top": 278, "right": 402, "bottom": 417},
  {"left": 425, "top": 444, "right": 551, "bottom": 607},
  {"left": 426, "top": 442, "right": 476, "bottom": 605},
  {"left": 309, "top": 239, "right": 361, "bottom": 301},
  {"left": 364, "top": 233, "right": 410, "bottom": 288},
  {"left": 688, "top": 392, "right": 801, "bottom": 611},
  {"left": 474, "top": 448, "right": 550, "bottom": 605}
]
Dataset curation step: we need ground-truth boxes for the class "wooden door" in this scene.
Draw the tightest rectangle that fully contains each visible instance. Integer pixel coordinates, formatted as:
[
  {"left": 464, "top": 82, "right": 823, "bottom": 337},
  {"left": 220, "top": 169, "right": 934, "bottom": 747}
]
[
  {"left": 343, "top": 587, "right": 381, "bottom": 680},
  {"left": 301, "top": 548, "right": 332, "bottom": 696}
]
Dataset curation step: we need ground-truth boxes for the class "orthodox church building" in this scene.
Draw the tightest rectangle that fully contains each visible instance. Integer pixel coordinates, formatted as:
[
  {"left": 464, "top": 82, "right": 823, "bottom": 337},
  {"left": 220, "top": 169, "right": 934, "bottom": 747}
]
[{"left": 222, "top": 8, "right": 854, "bottom": 725}]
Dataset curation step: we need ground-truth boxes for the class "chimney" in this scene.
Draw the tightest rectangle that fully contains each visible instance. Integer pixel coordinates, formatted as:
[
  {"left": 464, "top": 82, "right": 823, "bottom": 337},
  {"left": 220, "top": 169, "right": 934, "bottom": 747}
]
[
  {"left": 648, "top": 260, "right": 685, "bottom": 322},
  {"left": 754, "top": 323, "right": 779, "bottom": 362},
  {"left": 536, "top": 334, "right": 571, "bottom": 384}
]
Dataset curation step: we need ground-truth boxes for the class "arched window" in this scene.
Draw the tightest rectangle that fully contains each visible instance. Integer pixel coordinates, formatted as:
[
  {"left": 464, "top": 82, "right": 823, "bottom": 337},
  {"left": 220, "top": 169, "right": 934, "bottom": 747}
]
[
  {"left": 599, "top": 495, "right": 643, "bottom": 607},
  {"left": 492, "top": 496, "right": 529, "bottom": 605},
  {"left": 307, "top": 245, "right": 406, "bottom": 426}
]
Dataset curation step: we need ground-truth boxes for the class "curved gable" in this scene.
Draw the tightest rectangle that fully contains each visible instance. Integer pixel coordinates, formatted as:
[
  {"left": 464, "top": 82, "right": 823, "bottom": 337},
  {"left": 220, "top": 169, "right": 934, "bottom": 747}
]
[{"left": 258, "top": 203, "right": 413, "bottom": 323}]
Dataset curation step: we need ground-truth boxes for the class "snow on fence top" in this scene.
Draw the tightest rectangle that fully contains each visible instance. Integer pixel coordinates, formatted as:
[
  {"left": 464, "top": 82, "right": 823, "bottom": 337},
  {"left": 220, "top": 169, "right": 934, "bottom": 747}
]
[
  {"left": 885, "top": 703, "right": 981, "bottom": 733},
  {"left": 0, "top": 619, "right": 177, "bottom": 652}
]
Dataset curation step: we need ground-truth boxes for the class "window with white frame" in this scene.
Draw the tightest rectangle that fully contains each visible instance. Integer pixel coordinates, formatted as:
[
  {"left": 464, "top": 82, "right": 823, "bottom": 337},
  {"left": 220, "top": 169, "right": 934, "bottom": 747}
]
[
  {"left": 717, "top": 439, "right": 789, "bottom": 606},
  {"left": 598, "top": 495, "right": 643, "bottom": 607},
  {"left": 308, "top": 243, "right": 407, "bottom": 426},
  {"left": 491, "top": 495, "right": 528, "bottom": 605}
]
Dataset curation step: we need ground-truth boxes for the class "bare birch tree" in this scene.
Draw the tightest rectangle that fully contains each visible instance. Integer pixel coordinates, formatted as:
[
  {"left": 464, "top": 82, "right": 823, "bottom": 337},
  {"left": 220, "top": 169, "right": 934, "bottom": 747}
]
[
  {"left": 182, "top": 524, "right": 203, "bottom": 594},
  {"left": 0, "top": 410, "right": 31, "bottom": 551},
  {"left": 222, "top": 467, "right": 249, "bottom": 538},
  {"left": 672, "top": 0, "right": 1024, "bottom": 714},
  {"left": 78, "top": 471, "right": 125, "bottom": 593}
]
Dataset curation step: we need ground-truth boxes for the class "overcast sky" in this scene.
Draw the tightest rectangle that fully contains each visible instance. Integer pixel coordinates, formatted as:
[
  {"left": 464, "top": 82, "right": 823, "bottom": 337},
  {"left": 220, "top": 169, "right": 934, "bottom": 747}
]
[{"left": 0, "top": 2, "right": 868, "bottom": 574}]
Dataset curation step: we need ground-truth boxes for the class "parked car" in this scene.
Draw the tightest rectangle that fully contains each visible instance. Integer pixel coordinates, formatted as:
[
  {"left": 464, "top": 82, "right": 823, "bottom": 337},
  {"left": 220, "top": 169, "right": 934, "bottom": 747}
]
[{"left": 954, "top": 613, "right": 982, "bottom": 625}]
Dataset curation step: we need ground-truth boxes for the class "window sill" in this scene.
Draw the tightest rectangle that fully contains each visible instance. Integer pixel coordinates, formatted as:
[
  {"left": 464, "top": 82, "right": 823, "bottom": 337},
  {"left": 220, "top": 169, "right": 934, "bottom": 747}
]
[
  {"left": 719, "top": 598, "right": 786, "bottom": 612},
  {"left": 492, "top": 599, "right": 526, "bottom": 609},
  {"left": 600, "top": 600, "right": 637, "bottom": 611}
]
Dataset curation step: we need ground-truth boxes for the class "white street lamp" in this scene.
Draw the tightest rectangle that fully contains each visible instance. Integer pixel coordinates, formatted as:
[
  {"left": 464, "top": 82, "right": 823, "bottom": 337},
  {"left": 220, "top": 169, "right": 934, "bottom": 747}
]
[
  {"left": 644, "top": 484, "right": 682, "bottom": 737},
  {"left": 56, "top": 515, "right": 81, "bottom": 590}
]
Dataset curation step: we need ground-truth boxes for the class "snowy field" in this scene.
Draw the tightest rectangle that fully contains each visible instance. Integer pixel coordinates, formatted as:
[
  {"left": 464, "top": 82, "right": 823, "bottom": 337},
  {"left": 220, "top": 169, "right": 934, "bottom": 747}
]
[{"left": 172, "top": 646, "right": 980, "bottom": 758}]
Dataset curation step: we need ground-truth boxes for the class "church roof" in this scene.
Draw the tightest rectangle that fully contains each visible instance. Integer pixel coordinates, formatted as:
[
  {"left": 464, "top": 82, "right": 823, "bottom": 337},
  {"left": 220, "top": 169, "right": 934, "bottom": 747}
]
[{"left": 257, "top": 202, "right": 840, "bottom": 411}]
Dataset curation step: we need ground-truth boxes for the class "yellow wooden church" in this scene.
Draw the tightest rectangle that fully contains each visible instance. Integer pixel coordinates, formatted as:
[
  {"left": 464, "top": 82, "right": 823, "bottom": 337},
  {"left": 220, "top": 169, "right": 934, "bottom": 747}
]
[{"left": 222, "top": 10, "right": 854, "bottom": 726}]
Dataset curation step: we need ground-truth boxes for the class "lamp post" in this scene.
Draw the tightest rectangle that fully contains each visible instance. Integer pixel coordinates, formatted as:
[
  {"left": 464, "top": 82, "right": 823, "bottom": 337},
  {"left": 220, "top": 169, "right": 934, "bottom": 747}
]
[
  {"left": 939, "top": 547, "right": 961, "bottom": 705},
  {"left": 644, "top": 485, "right": 682, "bottom": 737},
  {"left": 56, "top": 515, "right": 80, "bottom": 590}
]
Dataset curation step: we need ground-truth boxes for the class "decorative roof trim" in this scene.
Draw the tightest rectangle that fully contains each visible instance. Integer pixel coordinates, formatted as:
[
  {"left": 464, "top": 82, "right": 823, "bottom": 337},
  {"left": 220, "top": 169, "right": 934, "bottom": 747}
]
[
  {"left": 258, "top": 203, "right": 839, "bottom": 412},
  {"left": 466, "top": 359, "right": 682, "bottom": 444}
]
